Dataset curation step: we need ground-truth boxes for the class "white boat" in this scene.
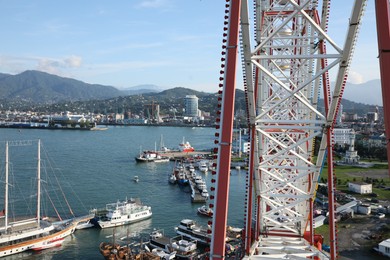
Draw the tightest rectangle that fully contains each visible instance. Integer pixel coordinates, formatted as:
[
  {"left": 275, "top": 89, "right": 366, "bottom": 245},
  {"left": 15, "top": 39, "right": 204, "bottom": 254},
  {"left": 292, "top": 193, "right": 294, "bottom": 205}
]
[
  {"left": 76, "top": 219, "right": 95, "bottom": 230},
  {"left": 0, "top": 140, "right": 85, "bottom": 257},
  {"left": 168, "top": 173, "right": 177, "bottom": 184},
  {"left": 175, "top": 219, "right": 211, "bottom": 245},
  {"left": 198, "top": 161, "right": 208, "bottom": 172},
  {"left": 97, "top": 198, "right": 152, "bottom": 229},
  {"left": 201, "top": 189, "right": 209, "bottom": 199},
  {"left": 31, "top": 237, "right": 64, "bottom": 251},
  {"left": 197, "top": 205, "right": 213, "bottom": 218},
  {"left": 134, "top": 176, "right": 139, "bottom": 183},
  {"left": 148, "top": 229, "right": 198, "bottom": 259},
  {"left": 135, "top": 150, "right": 170, "bottom": 163},
  {"left": 151, "top": 248, "right": 176, "bottom": 260}
]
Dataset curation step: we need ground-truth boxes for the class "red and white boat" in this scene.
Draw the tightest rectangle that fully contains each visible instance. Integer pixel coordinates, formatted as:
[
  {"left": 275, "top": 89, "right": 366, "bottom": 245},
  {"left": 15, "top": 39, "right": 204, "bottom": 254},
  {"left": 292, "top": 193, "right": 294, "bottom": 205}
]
[
  {"left": 178, "top": 138, "right": 195, "bottom": 152},
  {"left": 31, "top": 237, "right": 65, "bottom": 251}
]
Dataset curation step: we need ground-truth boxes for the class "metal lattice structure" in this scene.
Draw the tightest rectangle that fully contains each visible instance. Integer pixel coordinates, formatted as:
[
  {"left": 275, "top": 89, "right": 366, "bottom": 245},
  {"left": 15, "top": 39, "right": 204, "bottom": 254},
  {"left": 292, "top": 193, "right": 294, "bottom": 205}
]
[{"left": 210, "top": 0, "right": 367, "bottom": 259}]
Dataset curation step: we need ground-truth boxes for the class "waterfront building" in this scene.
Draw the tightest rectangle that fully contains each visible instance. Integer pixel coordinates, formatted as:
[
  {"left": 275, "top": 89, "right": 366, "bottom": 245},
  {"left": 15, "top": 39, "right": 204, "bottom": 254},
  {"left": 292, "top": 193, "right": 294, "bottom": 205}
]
[{"left": 184, "top": 95, "right": 199, "bottom": 117}]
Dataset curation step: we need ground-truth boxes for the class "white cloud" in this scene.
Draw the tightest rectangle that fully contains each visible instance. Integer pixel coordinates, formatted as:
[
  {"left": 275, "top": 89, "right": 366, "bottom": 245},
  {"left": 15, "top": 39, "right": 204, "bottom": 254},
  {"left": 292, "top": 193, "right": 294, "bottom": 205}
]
[
  {"left": 64, "top": 55, "right": 82, "bottom": 68},
  {"left": 347, "top": 71, "right": 364, "bottom": 84}
]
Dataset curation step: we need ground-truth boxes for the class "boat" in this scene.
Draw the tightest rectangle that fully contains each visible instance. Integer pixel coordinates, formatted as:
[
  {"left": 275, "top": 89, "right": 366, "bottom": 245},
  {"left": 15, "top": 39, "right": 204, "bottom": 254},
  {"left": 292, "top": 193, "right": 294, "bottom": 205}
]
[
  {"left": 168, "top": 173, "right": 177, "bottom": 184},
  {"left": 150, "top": 248, "right": 176, "bottom": 260},
  {"left": 175, "top": 219, "right": 211, "bottom": 245},
  {"left": 197, "top": 205, "right": 213, "bottom": 218},
  {"left": 147, "top": 229, "right": 198, "bottom": 259},
  {"left": 31, "top": 237, "right": 65, "bottom": 251},
  {"left": 173, "top": 162, "right": 189, "bottom": 186},
  {"left": 135, "top": 150, "right": 170, "bottom": 163},
  {"left": 188, "top": 164, "right": 195, "bottom": 173},
  {"left": 76, "top": 219, "right": 95, "bottom": 230},
  {"left": 178, "top": 138, "right": 195, "bottom": 152},
  {"left": 99, "top": 241, "right": 134, "bottom": 260},
  {"left": 198, "top": 161, "right": 208, "bottom": 172},
  {"left": 0, "top": 140, "right": 86, "bottom": 257},
  {"left": 96, "top": 198, "right": 152, "bottom": 229},
  {"left": 177, "top": 172, "right": 189, "bottom": 186},
  {"left": 134, "top": 176, "right": 139, "bottom": 183},
  {"left": 201, "top": 189, "right": 209, "bottom": 199}
]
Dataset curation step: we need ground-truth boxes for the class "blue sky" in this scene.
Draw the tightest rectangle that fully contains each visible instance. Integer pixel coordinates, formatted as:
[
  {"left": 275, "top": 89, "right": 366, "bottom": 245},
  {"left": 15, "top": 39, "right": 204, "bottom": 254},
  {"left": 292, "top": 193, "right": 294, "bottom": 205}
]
[{"left": 0, "top": 0, "right": 380, "bottom": 95}]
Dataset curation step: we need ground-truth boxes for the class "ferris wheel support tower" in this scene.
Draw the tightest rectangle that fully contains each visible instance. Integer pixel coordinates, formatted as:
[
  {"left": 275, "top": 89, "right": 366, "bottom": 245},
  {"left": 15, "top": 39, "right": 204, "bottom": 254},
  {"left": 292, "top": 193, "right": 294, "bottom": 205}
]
[{"left": 210, "top": 0, "right": 367, "bottom": 259}]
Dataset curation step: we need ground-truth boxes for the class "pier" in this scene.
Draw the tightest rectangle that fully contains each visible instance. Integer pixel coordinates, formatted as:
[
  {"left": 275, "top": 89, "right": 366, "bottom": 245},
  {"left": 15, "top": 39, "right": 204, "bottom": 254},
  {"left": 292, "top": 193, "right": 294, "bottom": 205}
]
[{"left": 171, "top": 162, "right": 208, "bottom": 203}]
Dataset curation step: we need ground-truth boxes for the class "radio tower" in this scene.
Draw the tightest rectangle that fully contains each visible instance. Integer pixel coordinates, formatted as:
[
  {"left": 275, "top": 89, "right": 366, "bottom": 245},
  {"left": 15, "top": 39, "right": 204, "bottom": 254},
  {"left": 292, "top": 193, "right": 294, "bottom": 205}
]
[{"left": 209, "top": 1, "right": 367, "bottom": 259}]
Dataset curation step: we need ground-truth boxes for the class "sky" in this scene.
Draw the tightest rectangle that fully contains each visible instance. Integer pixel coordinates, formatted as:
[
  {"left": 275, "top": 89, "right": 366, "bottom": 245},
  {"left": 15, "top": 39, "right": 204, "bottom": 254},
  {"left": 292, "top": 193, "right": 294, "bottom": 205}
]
[{"left": 0, "top": 0, "right": 381, "bottom": 100}]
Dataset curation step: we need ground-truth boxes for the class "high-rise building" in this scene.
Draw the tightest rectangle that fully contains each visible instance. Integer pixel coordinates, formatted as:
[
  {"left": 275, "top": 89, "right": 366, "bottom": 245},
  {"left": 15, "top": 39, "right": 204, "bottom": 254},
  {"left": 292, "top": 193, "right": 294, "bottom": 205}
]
[{"left": 184, "top": 95, "right": 198, "bottom": 117}]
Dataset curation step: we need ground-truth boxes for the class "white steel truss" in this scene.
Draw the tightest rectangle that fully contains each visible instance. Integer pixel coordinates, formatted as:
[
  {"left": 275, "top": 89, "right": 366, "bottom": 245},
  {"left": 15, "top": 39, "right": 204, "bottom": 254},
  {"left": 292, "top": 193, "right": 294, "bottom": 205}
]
[{"left": 239, "top": 0, "right": 367, "bottom": 258}]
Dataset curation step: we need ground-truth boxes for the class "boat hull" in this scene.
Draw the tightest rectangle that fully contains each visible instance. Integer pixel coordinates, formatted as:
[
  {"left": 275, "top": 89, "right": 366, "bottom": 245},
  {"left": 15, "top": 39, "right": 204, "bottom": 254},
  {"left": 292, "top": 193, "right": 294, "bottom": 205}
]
[
  {"left": 98, "top": 212, "right": 152, "bottom": 229},
  {"left": 0, "top": 222, "right": 77, "bottom": 257}
]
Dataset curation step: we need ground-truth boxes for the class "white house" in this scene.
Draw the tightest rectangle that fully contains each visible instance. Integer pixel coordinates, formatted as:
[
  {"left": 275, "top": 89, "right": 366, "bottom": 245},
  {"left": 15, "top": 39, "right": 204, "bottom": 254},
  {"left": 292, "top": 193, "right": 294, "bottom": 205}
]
[
  {"left": 376, "top": 239, "right": 390, "bottom": 257},
  {"left": 348, "top": 182, "right": 372, "bottom": 194}
]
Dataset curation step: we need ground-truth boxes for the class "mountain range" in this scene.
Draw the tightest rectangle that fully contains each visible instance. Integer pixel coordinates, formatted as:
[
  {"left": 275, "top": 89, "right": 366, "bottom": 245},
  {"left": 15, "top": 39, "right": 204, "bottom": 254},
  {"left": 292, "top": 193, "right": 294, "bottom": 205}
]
[{"left": 0, "top": 70, "right": 382, "bottom": 116}]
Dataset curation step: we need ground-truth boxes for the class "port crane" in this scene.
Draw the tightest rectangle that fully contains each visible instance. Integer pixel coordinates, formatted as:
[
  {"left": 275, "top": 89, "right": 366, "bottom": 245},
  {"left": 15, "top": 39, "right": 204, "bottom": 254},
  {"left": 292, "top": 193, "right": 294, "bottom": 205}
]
[{"left": 208, "top": 0, "right": 372, "bottom": 259}]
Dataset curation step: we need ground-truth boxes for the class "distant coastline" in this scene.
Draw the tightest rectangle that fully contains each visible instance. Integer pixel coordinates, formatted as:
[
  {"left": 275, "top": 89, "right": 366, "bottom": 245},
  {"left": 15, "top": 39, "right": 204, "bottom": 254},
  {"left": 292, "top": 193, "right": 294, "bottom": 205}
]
[
  {"left": 0, "top": 122, "right": 214, "bottom": 130},
  {"left": 0, "top": 123, "right": 104, "bottom": 131}
]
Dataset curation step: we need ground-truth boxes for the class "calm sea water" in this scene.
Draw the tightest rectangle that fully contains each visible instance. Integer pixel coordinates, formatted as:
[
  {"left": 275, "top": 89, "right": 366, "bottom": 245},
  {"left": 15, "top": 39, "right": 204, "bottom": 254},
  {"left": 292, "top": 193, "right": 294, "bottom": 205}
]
[{"left": 0, "top": 126, "right": 246, "bottom": 260}]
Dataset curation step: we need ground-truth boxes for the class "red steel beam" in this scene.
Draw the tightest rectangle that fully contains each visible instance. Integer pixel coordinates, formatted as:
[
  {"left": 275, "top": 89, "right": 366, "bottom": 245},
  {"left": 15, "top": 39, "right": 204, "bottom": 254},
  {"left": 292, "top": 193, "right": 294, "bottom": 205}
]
[
  {"left": 375, "top": 0, "right": 390, "bottom": 176},
  {"left": 210, "top": 0, "right": 241, "bottom": 259}
]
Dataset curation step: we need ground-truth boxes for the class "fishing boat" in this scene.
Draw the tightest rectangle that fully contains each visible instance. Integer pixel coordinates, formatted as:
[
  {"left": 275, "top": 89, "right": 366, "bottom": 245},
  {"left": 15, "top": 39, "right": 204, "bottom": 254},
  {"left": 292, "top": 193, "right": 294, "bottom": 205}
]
[
  {"left": 175, "top": 219, "right": 211, "bottom": 245},
  {"left": 96, "top": 198, "right": 152, "bottom": 229},
  {"left": 147, "top": 229, "right": 198, "bottom": 259},
  {"left": 197, "top": 205, "right": 213, "bottom": 218},
  {"left": 0, "top": 140, "right": 86, "bottom": 257}
]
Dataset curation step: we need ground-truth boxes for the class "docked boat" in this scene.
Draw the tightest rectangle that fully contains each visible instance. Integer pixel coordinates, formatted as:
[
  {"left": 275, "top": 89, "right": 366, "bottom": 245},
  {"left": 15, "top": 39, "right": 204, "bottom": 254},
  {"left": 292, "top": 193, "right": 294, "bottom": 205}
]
[
  {"left": 135, "top": 150, "right": 170, "bottom": 163},
  {"left": 178, "top": 138, "right": 195, "bottom": 152},
  {"left": 201, "top": 189, "right": 209, "bottom": 199},
  {"left": 168, "top": 173, "right": 177, "bottom": 184},
  {"left": 148, "top": 229, "right": 198, "bottom": 259},
  {"left": 150, "top": 248, "right": 176, "bottom": 260},
  {"left": 31, "top": 237, "right": 65, "bottom": 251},
  {"left": 76, "top": 219, "right": 95, "bottom": 230},
  {"left": 197, "top": 205, "right": 213, "bottom": 218},
  {"left": 96, "top": 198, "right": 152, "bottom": 229},
  {"left": 175, "top": 219, "right": 211, "bottom": 245},
  {"left": 198, "top": 161, "right": 208, "bottom": 172},
  {"left": 99, "top": 242, "right": 134, "bottom": 260},
  {"left": 0, "top": 140, "right": 85, "bottom": 257}
]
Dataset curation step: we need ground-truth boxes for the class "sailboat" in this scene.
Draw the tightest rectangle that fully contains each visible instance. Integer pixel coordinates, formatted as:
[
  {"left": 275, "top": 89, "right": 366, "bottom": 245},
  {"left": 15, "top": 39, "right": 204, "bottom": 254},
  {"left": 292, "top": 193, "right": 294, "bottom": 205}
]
[{"left": 0, "top": 140, "right": 88, "bottom": 257}]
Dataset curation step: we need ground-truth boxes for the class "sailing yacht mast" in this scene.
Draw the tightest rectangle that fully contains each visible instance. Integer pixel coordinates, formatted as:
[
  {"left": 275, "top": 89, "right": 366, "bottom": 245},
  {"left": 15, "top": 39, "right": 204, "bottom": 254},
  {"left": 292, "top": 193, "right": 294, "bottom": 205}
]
[
  {"left": 4, "top": 142, "right": 9, "bottom": 233},
  {"left": 37, "top": 139, "right": 41, "bottom": 226}
]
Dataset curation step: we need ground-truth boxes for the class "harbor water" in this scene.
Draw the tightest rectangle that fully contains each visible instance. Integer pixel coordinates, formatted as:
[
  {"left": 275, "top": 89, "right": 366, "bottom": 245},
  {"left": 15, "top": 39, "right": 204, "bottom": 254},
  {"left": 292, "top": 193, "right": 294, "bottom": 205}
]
[{"left": 0, "top": 126, "right": 247, "bottom": 260}]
